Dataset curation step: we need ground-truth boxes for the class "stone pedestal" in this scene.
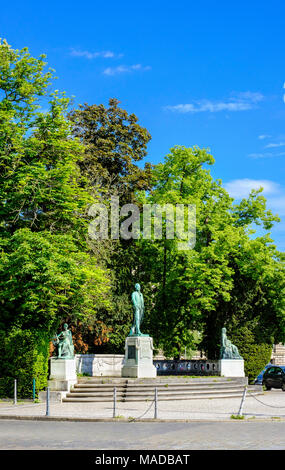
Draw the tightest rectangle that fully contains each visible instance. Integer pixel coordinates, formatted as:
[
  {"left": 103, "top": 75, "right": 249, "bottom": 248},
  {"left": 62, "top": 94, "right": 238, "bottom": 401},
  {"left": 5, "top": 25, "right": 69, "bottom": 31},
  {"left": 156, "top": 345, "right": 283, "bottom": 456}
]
[
  {"left": 39, "top": 357, "right": 77, "bottom": 403},
  {"left": 122, "top": 336, "right": 157, "bottom": 378},
  {"left": 48, "top": 357, "right": 77, "bottom": 391},
  {"left": 219, "top": 359, "right": 245, "bottom": 377}
]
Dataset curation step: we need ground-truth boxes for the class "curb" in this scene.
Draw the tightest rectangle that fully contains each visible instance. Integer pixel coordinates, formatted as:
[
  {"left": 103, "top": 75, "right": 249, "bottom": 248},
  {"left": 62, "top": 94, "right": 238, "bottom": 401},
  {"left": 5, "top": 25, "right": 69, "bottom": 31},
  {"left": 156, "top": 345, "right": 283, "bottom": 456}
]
[{"left": 0, "top": 414, "right": 285, "bottom": 423}]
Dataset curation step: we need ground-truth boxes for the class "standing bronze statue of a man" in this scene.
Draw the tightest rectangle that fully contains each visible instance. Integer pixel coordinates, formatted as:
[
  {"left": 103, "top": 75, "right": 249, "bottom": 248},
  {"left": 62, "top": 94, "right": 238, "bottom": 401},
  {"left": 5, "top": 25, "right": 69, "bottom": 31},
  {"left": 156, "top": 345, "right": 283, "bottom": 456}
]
[{"left": 129, "top": 283, "right": 148, "bottom": 337}]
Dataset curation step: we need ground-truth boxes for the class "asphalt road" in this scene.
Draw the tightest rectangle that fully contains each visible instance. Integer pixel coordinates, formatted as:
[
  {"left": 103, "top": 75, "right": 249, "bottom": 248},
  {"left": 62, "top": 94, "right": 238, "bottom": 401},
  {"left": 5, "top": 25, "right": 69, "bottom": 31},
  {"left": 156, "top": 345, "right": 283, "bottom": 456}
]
[{"left": 0, "top": 419, "right": 285, "bottom": 451}]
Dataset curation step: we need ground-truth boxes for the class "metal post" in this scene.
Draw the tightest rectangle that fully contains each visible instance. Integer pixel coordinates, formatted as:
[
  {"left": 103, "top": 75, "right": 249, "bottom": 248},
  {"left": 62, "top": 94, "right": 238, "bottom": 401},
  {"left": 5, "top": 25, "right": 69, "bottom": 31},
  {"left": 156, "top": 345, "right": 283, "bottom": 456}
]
[
  {"left": 113, "top": 387, "right": 117, "bottom": 418},
  {"left": 238, "top": 386, "right": 247, "bottom": 416},
  {"left": 154, "top": 387, "right": 158, "bottom": 419},
  {"left": 46, "top": 387, "right": 50, "bottom": 416},
  {"left": 14, "top": 379, "right": 17, "bottom": 405},
  {"left": 32, "top": 378, "right": 36, "bottom": 401}
]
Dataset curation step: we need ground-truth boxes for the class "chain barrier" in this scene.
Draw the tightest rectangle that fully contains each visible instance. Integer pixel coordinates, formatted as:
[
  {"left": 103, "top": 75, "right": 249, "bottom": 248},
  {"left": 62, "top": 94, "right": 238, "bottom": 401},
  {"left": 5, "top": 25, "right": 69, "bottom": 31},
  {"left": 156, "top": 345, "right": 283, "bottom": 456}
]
[
  {"left": 112, "top": 386, "right": 158, "bottom": 421},
  {"left": 247, "top": 388, "right": 285, "bottom": 409},
  {"left": 127, "top": 399, "right": 155, "bottom": 422}
]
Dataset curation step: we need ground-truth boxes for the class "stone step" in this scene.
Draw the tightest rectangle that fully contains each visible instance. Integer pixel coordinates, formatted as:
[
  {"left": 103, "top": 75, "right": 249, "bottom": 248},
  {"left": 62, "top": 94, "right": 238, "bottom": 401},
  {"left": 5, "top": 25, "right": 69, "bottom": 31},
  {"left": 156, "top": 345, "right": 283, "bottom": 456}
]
[
  {"left": 62, "top": 375, "right": 260, "bottom": 403},
  {"left": 68, "top": 384, "right": 245, "bottom": 395},
  {"left": 66, "top": 387, "right": 245, "bottom": 398},
  {"left": 77, "top": 377, "right": 246, "bottom": 386},
  {"left": 63, "top": 381, "right": 262, "bottom": 402},
  {"left": 62, "top": 390, "right": 261, "bottom": 403},
  {"left": 72, "top": 384, "right": 245, "bottom": 393}
]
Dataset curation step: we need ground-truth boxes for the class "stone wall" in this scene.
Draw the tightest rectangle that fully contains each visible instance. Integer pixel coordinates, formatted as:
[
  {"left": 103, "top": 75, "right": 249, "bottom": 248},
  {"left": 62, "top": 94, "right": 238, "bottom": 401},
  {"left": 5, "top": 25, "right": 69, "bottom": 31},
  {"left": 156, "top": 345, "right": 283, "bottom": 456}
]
[
  {"left": 76, "top": 354, "right": 124, "bottom": 377},
  {"left": 271, "top": 344, "right": 285, "bottom": 365}
]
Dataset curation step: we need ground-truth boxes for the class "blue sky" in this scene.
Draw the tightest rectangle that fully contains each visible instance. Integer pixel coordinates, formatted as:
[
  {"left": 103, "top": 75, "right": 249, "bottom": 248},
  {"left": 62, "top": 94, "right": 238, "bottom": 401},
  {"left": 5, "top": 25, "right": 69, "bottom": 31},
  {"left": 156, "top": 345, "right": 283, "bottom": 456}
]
[{"left": 1, "top": 0, "right": 285, "bottom": 250}]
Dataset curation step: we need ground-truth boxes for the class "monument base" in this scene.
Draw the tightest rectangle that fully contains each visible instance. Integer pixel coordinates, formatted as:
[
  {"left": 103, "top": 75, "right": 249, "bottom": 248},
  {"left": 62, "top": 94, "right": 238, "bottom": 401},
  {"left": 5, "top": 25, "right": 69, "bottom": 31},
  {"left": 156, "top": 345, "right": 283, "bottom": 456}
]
[
  {"left": 39, "top": 357, "right": 77, "bottom": 403},
  {"left": 219, "top": 359, "right": 245, "bottom": 377},
  {"left": 48, "top": 357, "right": 77, "bottom": 391},
  {"left": 122, "top": 336, "right": 157, "bottom": 378}
]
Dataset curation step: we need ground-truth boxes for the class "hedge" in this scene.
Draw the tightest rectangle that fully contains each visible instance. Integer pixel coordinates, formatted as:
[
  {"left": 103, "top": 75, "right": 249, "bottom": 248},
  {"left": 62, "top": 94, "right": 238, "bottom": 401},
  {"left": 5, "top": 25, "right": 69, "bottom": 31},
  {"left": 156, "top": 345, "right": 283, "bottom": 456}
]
[
  {"left": 0, "top": 328, "right": 50, "bottom": 398},
  {"left": 229, "top": 326, "right": 272, "bottom": 383}
]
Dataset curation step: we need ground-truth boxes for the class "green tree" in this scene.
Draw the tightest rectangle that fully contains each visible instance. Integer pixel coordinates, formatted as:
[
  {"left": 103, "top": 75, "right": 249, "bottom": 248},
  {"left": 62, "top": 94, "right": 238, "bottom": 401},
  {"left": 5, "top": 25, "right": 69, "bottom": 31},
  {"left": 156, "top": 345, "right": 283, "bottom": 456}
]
[
  {"left": 0, "top": 40, "right": 110, "bottom": 337},
  {"left": 136, "top": 146, "right": 284, "bottom": 359},
  {"left": 68, "top": 98, "right": 154, "bottom": 352},
  {"left": 69, "top": 98, "right": 153, "bottom": 202},
  {"left": 0, "top": 229, "right": 110, "bottom": 333}
]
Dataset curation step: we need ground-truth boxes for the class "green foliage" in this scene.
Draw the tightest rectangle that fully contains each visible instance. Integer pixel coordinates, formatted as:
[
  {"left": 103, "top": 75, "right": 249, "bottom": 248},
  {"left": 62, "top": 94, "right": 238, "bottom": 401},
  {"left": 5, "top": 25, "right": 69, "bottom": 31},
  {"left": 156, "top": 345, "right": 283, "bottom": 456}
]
[
  {"left": 0, "top": 40, "right": 111, "bottom": 332},
  {"left": 0, "top": 328, "right": 50, "bottom": 398},
  {"left": 136, "top": 145, "right": 284, "bottom": 358},
  {"left": 0, "top": 40, "right": 112, "bottom": 394},
  {"left": 69, "top": 98, "right": 153, "bottom": 202},
  {"left": 69, "top": 99, "right": 155, "bottom": 351},
  {"left": 226, "top": 326, "right": 273, "bottom": 383},
  {"left": 0, "top": 229, "right": 110, "bottom": 332},
  {"left": 0, "top": 38, "right": 284, "bottom": 383}
]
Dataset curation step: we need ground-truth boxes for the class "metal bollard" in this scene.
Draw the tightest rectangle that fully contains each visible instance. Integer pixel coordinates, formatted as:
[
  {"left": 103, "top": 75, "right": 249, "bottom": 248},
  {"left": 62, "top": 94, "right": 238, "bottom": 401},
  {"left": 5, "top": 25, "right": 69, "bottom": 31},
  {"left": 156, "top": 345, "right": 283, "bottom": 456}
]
[
  {"left": 32, "top": 378, "right": 36, "bottom": 401},
  {"left": 154, "top": 387, "right": 158, "bottom": 419},
  {"left": 14, "top": 379, "right": 17, "bottom": 405},
  {"left": 238, "top": 386, "right": 247, "bottom": 416},
  {"left": 46, "top": 387, "right": 50, "bottom": 416},
  {"left": 113, "top": 387, "right": 117, "bottom": 418}
]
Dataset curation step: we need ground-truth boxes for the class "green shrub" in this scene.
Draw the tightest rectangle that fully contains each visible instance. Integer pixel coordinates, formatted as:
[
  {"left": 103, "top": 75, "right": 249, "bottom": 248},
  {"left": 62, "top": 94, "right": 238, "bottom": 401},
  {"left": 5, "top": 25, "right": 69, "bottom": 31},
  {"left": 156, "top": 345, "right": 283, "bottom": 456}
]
[
  {"left": 0, "top": 328, "right": 50, "bottom": 398},
  {"left": 229, "top": 326, "right": 272, "bottom": 383}
]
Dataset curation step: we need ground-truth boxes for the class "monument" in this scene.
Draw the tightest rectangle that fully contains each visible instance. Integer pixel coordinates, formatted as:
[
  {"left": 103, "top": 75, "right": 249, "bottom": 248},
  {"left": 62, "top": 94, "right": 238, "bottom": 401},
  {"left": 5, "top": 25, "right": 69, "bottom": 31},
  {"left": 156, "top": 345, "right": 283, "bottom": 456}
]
[
  {"left": 122, "top": 283, "right": 157, "bottom": 378},
  {"left": 219, "top": 327, "right": 245, "bottom": 377},
  {"left": 48, "top": 323, "right": 77, "bottom": 392}
]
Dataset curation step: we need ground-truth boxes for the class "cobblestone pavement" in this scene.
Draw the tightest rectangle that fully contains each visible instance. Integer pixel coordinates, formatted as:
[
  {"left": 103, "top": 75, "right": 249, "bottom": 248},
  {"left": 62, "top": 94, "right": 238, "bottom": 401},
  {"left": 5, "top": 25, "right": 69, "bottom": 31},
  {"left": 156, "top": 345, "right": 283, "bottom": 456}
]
[{"left": 0, "top": 420, "right": 285, "bottom": 450}]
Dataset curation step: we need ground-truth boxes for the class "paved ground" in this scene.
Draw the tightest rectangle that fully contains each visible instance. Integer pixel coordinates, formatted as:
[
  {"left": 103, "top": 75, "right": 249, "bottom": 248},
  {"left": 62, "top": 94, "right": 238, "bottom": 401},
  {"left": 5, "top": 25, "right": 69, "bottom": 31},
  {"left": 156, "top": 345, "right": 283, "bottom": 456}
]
[
  {"left": 0, "top": 419, "right": 285, "bottom": 450},
  {"left": 0, "top": 390, "right": 285, "bottom": 453},
  {"left": 0, "top": 389, "right": 285, "bottom": 421}
]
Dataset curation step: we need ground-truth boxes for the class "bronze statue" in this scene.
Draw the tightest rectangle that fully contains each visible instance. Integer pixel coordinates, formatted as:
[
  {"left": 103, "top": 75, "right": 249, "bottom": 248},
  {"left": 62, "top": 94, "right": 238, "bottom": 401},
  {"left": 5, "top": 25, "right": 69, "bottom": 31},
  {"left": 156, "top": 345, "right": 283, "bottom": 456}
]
[
  {"left": 220, "top": 327, "right": 242, "bottom": 359},
  {"left": 54, "top": 323, "right": 74, "bottom": 358},
  {"left": 129, "top": 283, "right": 148, "bottom": 336}
]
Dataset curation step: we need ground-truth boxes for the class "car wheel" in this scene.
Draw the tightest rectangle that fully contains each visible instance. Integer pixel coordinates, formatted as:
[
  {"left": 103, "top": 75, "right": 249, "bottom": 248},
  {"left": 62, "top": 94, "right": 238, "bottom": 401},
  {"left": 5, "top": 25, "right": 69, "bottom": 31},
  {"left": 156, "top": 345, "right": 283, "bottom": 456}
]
[
  {"left": 265, "top": 384, "right": 271, "bottom": 390},
  {"left": 282, "top": 383, "right": 285, "bottom": 392}
]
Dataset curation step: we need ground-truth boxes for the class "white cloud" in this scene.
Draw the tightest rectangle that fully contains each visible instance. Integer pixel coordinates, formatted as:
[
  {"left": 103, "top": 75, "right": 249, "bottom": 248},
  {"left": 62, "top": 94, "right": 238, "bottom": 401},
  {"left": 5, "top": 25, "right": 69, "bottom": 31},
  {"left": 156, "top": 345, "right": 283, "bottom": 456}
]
[
  {"left": 165, "top": 91, "right": 264, "bottom": 114},
  {"left": 70, "top": 49, "right": 123, "bottom": 59},
  {"left": 248, "top": 152, "right": 285, "bottom": 159},
  {"left": 234, "top": 91, "right": 264, "bottom": 102},
  {"left": 265, "top": 142, "right": 285, "bottom": 148},
  {"left": 258, "top": 134, "right": 271, "bottom": 140},
  {"left": 103, "top": 64, "right": 151, "bottom": 76},
  {"left": 267, "top": 196, "right": 285, "bottom": 217},
  {"left": 224, "top": 179, "right": 280, "bottom": 199}
]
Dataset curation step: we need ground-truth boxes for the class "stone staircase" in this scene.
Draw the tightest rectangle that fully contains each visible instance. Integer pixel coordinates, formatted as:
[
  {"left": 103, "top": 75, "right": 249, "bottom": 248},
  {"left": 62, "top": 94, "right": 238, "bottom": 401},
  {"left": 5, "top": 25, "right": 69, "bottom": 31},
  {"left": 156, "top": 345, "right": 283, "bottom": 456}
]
[{"left": 62, "top": 376, "right": 262, "bottom": 403}]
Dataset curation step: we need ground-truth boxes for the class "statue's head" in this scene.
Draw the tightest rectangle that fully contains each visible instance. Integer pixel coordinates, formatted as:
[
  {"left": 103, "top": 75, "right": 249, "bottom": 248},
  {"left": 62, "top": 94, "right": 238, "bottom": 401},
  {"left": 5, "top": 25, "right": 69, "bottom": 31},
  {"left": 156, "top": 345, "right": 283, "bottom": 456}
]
[
  {"left": 135, "top": 283, "right": 140, "bottom": 291},
  {"left": 63, "top": 323, "right": 68, "bottom": 330}
]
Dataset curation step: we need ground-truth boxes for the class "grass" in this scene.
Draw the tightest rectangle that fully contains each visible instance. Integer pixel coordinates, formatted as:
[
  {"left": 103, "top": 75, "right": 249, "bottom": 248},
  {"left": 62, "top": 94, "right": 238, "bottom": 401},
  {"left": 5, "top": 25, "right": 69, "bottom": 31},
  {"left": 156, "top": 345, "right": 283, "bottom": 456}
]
[{"left": 231, "top": 414, "right": 245, "bottom": 420}]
